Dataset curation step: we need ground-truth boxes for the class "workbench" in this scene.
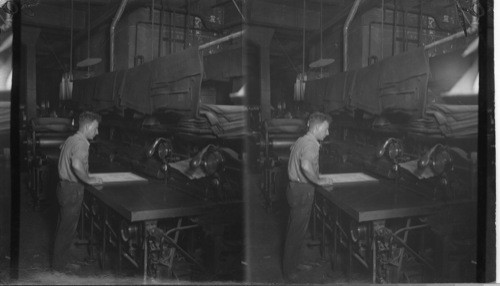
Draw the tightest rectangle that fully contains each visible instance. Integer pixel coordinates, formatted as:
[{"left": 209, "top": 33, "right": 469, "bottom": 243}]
[
  {"left": 313, "top": 179, "right": 470, "bottom": 283},
  {"left": 85, "top": 181, "right": 215, "bottom": 222},
  {"left": 316, "top": 181, "right": 442, "bottom": 222},
  {"left": 80, "top": 173, "right": 240, "bottom": 280}
]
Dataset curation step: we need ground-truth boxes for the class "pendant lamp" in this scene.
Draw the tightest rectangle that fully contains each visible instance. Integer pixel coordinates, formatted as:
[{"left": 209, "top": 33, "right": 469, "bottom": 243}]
[
  {"left": 309, "top": 0, "right": 335, "bottom": 69},
  {"left": 293, "top": 0, "right": 307, "bottom": 101},
  {"left": 77, "top": 0, "right": 102, "bottom": 68},
  {"left": 59, "top": 0, "right": 74, "bottom": 101}
]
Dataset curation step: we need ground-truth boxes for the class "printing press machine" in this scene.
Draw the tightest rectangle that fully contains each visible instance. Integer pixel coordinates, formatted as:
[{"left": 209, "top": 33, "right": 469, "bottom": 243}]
[
  {"left": 252, "top": 108, "right": 477, "bottom": 283},
  {"left": 255, "top": 118, "right": 306, "bottom": 212},
  {"left": 24, "top": 117, "right": 76, "bottom": 210},
  {"left": 86, "top": 117, "right": 243, "bottom": 280},
  {"left": 310, "top": 122, "right": 477, "bottom": 283}
]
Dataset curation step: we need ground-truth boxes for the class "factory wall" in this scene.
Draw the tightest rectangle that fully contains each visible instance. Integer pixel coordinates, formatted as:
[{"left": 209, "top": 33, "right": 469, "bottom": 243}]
[
  {"left": 71, "top": 5, "right": 239, "bottom": 108},
  {"left": 72, "top": 7, "right": 198, "bottom": 75},
  {"left": 346, "top": 7, "right": 453, "bottom": 70}
]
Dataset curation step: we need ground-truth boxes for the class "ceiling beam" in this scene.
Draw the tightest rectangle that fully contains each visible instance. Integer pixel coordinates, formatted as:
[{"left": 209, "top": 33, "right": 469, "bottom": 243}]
[{"left": 22, "top": 4, "right": 86, "bottom": 31}]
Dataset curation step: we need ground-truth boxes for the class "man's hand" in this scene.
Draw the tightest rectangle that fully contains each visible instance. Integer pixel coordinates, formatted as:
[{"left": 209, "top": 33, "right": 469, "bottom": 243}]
[
  {"left": 93, "top": 184, "right": 103, "bottom": 191},
  {"left": 89, "top": 176, "right": 103, "bottom": 185},
  {"left": 317, "top": 174, "right": 331, "bottom": 186},
  {"left": 318, "top": 177, "right": 332, "bottom": 186}
]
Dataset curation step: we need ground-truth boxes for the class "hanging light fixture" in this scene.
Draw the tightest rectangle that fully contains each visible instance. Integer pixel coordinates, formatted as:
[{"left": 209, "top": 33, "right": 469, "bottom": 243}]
[
  {"left": 77, "top": 0, "right": 102, "bottom": 68},
  {"left": 59, "top": 0, "right": 74, "bottom": 102},
  {"left": 293, "top": 0, "right": 307, "bottom": 101},
  {"left": 309, "top": 0, "right": 335, "bottom": 69}
]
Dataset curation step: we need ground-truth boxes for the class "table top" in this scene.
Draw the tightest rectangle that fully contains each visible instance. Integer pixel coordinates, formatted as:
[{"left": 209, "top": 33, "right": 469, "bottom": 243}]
[
  {"left": 86, "top": 180, "right": 216, "bottom": 222},
  {"left": 316, "top": 181, "right": 448, "bottom": 222}
]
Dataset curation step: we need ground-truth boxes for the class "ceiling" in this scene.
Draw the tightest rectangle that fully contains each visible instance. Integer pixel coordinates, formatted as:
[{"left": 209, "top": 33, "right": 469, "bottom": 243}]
[
  {"left": 248, "top": 0, "right": 462, "bottom": 73},
  {"left": 20, "top": 0, "right": 467, "bottom": 72}
]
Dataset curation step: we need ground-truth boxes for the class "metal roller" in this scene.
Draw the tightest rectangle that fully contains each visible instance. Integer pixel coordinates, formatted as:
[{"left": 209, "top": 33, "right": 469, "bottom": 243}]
[
  {"left": 43, "top": 149, "right": 61, "bottom": 161},
  {"left": 257, "top": 138, "right": 296, "bottom": 149},
  {"left": 25, "top": 133, "right": 68, "bottom": 149},
  {"left": 268, "top": 139, "right": 295, "bottom": 149},
  {"left": 268, "top": 133, "right": 301, "bottom": 139},
  {"left": 37, "top": 138, "right": 66, "bottom": 148},
  {"left": 36, "top": 132, "right": 71, "bottom": 138}
]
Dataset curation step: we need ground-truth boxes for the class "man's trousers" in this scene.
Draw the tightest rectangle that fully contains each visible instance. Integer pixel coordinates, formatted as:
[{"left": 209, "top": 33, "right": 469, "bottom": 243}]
[
  {"left": 52, "top": 181, "right": 84, "bottom": 270},
  {"left": 282, "top": 181, "right": 315, "bottom": 278}
]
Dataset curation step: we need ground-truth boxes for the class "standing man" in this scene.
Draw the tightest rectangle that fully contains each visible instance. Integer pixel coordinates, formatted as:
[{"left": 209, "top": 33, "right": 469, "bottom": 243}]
[
  {"left": 283, "top": 111, "right": 332, "bottom": 281},
  {"left": 52, "top": 111, "right": 103, "bottom": 272}
]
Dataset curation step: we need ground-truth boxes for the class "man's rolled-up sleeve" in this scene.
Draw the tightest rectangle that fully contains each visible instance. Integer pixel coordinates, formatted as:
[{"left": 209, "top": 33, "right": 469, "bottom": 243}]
[
  {"left": 71, "top": 141, "right": 88, "bottom": 163},
  {"left": 301, "top": 144, "right": 319, "bottom": 165}
]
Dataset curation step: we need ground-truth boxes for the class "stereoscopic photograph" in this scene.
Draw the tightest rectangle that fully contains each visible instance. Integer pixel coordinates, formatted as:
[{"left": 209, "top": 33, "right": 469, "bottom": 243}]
[{"left": 0, "top": 0, "right": 494, "bottom": 284}]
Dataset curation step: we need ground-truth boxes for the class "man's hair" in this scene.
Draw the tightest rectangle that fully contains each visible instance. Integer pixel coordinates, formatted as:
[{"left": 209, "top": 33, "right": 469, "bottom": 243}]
[
  {"left": 79, "top": 111, "right": 101, "bottom": 126},
  {"left": 307, "top": 112, "right": 331, "bottom": 130}
]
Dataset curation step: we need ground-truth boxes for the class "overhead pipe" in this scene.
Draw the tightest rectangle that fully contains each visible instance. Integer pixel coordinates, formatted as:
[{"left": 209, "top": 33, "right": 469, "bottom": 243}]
[
  {"left": 198, "top": 30, "right": 244, "bottom": 50},
  {"left": 380, "top": 0, "right": 384, "bottom": 59},
  {"left": 184, "top": 0, "right": 189, "bottom": 49},
  {"left": 424, "top": 0, "right": 479, "bottom": 50},
  {"left": 231, "top": 0, "right": 246, "bottom": 22},
  {"left": 343, "top": 0, "right": 362, "bottom": 71},
  {"left": 170, "top": 11, "right": 174, "bottom": 54},
  {"left": 417, "top": 0, "right": 423, "bottom": 46},
  {"left": 392, "top": 0, "right": 396, "bottom": 55},
  {"left": 151, "top": 0, "right": 155, "bottom": 58},
  {"left": 402, "top": 7, "right": 407, "bottom": 52},
  {"left": 110, "top": 0, "right": 129, "bottom": 72},
  {"left": 158, "top": 0, "right": 164, "bottom": 58}
]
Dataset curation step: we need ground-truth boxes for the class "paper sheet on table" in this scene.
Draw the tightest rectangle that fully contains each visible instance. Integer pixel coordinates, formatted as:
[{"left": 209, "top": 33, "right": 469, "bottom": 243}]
[
  {"left": 89, "top": 172, "right": 148, "bottom": 184},
  {"left": 321, "top": 172, "right": 379, "bottom": 185},
  {"left": 168, "top": 159, "right": 206, "bottom": 180}
]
